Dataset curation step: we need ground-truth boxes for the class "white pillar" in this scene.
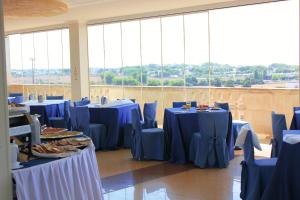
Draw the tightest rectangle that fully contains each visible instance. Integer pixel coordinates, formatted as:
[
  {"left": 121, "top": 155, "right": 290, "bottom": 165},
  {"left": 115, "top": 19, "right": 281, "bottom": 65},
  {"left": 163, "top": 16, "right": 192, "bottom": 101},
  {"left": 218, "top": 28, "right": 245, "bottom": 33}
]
[
  {"left": 0, "top": 0, "right": 13, "bottom": 199},
  {"left": 69, "top": 21, "right": 90, "bottom": 101}
]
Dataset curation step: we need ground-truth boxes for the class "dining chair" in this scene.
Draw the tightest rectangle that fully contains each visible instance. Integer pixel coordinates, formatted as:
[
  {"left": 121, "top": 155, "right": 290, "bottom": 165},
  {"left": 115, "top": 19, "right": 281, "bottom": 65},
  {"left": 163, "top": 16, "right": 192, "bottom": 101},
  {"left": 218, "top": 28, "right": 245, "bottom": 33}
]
[
  {"left": 172, "top": 101, "right": 197, "bottom": 108},
  {"left": 214, "top": 102, "right": 230, "bottom": 111},
  {"left": 49, "top": 100, "right": 71, "bottom": 130},
  {"left": 70, "top": 106, "right": 106, "bottom": 150},
  {"left": 74, "top": 97, "right": 91, "bottom": 107},
  {"left": 271, "top": 111, "right": 287, "bottom": 157},
  {"left": 46, "top": 95, "right": 64, "bottom": 100},
  {"left": 189, "top": 111, "right": 229, "bottom": 168},
  {"left": 131, "top": 109, "right": 166, "bottom": 160},
  {"left": 240, "top": 130, "right": 277, "bottom": 200},
  {"left": 143, "top": 101, "right": 158, "bottom": 129}
]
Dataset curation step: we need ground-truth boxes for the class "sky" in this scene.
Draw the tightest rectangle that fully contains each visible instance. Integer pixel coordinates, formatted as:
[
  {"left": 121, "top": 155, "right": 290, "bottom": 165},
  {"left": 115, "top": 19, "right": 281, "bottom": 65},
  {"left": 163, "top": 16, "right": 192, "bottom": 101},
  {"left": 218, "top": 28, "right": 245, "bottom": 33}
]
[{"left": 8, "top": 0, "right": 299, "bottom": 70}]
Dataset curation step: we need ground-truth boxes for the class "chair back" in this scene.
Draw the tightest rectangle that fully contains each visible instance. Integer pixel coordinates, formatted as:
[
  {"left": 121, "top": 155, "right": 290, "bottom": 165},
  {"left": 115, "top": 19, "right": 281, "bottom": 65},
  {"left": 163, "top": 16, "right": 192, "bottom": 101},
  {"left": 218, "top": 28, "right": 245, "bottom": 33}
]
[
  {"left": 173, "top": 101, "right": 197, "bottom": 108},
  {"left": 70, "top": 106, "right": 90, "bottom": 132},
  {"left": 74, "top": 98, "right": 90, "bottom": 107},
  {"left": 214, "top": 102, "right": 230, "bottom": 111},
  {"left": 196, "top": 111, "right": 229, "bottom": 167},
  {"left": 243, "top": 130, "right": 255, "bottom": 163},
  {"left": 64, "top": 100, "right": 71, "bottom": 129},
  {"left": 271, "top": 111, "right": 287, "bottom": 156},
  {"left": 198, "top": 111, "right": 228, "bottom": 137},
  {"left": 143, "top": 101, "right": 157, "bottom": 128},
  {"left": 131, "top": 109, "right": 142, "bottom": 135},
  {"left": 293, "top": 107, "right": 300, "bottom": 112},
  {"left": 28, "top": 94, "right": 35, "bottom": 100},
  {"left": 12, "top": 96, "right": 24, "bottom": 104},
  {"left": 9, "top": 93, "right": 23, "bottom": 97},
  {"left": 46, "top": 95, "right": 64, "bottom": 100}
]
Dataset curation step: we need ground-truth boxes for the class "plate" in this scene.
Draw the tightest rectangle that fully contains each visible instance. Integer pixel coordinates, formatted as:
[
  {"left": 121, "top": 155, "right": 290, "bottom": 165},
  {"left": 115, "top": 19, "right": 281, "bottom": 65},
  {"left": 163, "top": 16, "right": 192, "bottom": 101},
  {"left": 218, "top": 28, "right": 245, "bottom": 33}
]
[
  {"left": 40, "top": 131, "right": 83, "bottom": 139},
  {"left": 32, "top": 149, "right": 81, "bottom": 158},
  {"left": 41, "top": 127, "right": 68, "bottom": 135}
]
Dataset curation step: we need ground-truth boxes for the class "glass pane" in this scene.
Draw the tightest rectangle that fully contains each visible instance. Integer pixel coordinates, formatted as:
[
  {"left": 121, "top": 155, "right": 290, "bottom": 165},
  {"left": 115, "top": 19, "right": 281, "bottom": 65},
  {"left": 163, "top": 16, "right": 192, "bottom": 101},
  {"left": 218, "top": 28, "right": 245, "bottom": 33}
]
[
  {"left": 141, "top": 18, "right": 164, "bottom": 123},
  {"left": 8, "top": 34, "right": 23, "bottom": 85},
  {"left": 88, "top": 25, "right": 105, "bottom": 86},
  {"left": 47, "top": 30, "right": 63, "bottom": 86},
  {"left": 184, "top": 12, "right": 210, "bottom": 105},
  {"left": 21, "top": 33, "right": 34, "bottom": 85},
  {"left": 161, "top": 15, "right": 185, "bottom": 108},
  {"left": 33, "top": 32, "right": 48, "bottom": 85},
  {"left": 122, "top": 20, "right": 142, "bottom": 103},
  {"left": 62, "top": 29, "right": 71, "bottom": 85},
  {"left": 104, "top": 23, "right": 122, "bottom": 89}
]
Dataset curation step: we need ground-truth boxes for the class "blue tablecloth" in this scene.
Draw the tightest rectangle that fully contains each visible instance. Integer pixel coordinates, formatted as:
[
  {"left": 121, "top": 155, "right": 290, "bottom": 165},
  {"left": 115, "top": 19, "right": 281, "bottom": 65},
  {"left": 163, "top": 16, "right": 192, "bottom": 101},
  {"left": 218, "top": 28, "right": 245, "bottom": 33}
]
[
  {"left": 163, "top": 108, "right": 234, "bottom": 164},
  {"left": 262, "top": 140, "right": 300, "bottom": 200},
  {"left": 290, "top": 111, "right": 300, "bottom": 130},
  {"left": 22, "top": 100, "right": 65, "bottom": 126},
  {"left": 89, "top": 103, "right": 142, "bottom": 150}
]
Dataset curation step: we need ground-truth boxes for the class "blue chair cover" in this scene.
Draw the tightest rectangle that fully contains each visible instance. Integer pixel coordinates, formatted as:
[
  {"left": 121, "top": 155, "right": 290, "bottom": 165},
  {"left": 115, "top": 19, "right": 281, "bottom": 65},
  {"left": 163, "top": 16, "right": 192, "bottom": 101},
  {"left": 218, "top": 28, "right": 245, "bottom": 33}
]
[
  {"left": 70, "top": 106, "right": 106, "bottom": 150},
  {"left": 46, "top": 95, "right": 64, "bottom": 100},
  {"left": 261, "top": 142, "right": 300, "bottom": 200},
  {"left": 214, "top": 102, "right": 230, "bottom": 111},
  {"left": 131, "top": 109, "right": 165, "bottom": 160},
  {"left": 271, "top": 112, "right": 287, "bottom": 158},
  {"left": 49, "top": 101, "right": 71, "bottom": 129},
  {"left": 74, "top": 98, "right": 90, "bottom": 107},
  {"left": 172, "top": 101, "right": 197, "bottom": 108},
  {"left": 28, "top": 94, "right": 35, "bottom": 100},
  {"left": 189, "top": 111, "right": 229, "bottom": 168},
  {"left": 240, "top": 131, "right": 277, "bottom": 200},
  {"left": 143, "top": 101, "right": 158, "bottom": 129}
]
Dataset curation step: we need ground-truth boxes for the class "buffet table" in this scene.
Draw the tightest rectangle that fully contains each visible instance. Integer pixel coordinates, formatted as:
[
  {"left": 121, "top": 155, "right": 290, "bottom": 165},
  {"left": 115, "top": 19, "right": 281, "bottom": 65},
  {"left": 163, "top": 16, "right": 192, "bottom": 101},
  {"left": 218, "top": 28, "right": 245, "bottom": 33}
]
[
  {"left": 12, "top": 143, "right": 104, "bottom": 200},
  {"left": 88, "top": 103, "right": 142, "bottom": 149}
]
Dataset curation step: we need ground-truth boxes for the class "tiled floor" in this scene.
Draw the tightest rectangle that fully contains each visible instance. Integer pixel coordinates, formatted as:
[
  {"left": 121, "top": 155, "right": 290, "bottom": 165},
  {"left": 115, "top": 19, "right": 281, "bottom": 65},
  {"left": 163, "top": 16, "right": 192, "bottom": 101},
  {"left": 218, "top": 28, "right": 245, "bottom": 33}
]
[{"left": 96, "top": 144, "right": 271, "bottom": 200}]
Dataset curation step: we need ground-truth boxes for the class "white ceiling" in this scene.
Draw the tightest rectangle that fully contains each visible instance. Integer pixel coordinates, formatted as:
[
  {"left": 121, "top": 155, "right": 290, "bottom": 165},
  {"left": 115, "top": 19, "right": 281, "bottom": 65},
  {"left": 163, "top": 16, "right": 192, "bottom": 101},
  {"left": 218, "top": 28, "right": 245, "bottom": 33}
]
[
  {"left": 4, "top": 0, "right": 277, "bottom": 33},
  {"left": 65, "top": 0, "right": 118, "bottom": 8}
]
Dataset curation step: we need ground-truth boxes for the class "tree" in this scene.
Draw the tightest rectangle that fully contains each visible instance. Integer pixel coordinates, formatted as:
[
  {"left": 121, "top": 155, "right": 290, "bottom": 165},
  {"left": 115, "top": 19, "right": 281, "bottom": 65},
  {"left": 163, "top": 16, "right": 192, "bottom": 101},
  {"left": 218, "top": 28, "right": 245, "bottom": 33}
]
[
  {"left": 101, "top": 71, "right": 115, "bottom": 84},
  {"left": 147, "top": 79, "right": 161, "bottom": 86},
  {"left": 186, "top": 76, "right": 198, "bottom": 86}
]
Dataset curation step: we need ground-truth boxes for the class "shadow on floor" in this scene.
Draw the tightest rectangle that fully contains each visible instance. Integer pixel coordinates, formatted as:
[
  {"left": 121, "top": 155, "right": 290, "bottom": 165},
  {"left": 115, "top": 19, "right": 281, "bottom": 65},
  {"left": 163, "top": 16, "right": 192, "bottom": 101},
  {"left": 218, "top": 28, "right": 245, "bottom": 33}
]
[{"left": 101, "top": 162, "right": 194, "bottom": 193}]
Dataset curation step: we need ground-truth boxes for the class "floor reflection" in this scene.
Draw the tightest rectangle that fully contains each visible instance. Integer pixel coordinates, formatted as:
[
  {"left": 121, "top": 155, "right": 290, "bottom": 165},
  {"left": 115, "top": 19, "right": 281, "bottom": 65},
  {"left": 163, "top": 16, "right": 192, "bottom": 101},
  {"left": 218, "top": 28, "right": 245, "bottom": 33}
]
[{"left": 95, "top": 148, "right": 265, "bottom": 200}]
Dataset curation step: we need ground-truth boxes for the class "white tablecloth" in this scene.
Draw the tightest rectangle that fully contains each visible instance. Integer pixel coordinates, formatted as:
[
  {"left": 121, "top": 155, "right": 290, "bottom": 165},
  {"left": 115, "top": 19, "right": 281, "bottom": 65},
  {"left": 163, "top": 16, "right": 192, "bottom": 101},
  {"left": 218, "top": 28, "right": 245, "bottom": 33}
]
[
  {"left": 12, "top": 144, "right": 104, "bottom": 200},
  {"left": 21, "top": 100, "right": 66, "bottom": 106}
]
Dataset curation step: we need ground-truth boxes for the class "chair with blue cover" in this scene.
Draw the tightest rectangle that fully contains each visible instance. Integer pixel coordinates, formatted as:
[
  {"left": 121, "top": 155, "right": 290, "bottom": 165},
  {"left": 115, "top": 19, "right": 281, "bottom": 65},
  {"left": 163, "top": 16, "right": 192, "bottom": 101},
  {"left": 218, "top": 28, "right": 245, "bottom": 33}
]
[
  {"left": 214, "top": 102, "right": 230, "bottom": 111},
  {"left": 49, "top": 101, "right": 71, "bottom": 129},
  {"left": 74, "top": 97, "right": 91, "bottom": 107},
  {"left": 240, "top": 130, "right": 277, "bottom": 200},
  {"left": 271, "top": 111, "right": 287, "bottom": 158},
  {"left": 9, "top": 93, "right": 24, "bottom": 104},
  {"left": 290, "top": 107, "right": 300, "bottom": 130},
  {"left": 123, "top": 101, "right": 158, "bottom": 148},
  {"left": 131, "top": 109, "right": 165, "bottom": 160},
  {"left": 143, "top": 101, "right": 158, "bottom": 129},
  {"left": 189, "top": 111, "right": 229, "bottom": 168},
  {"left": 172, "top": 101, "right": 197, "bottom": 108},
  {"left": 46, "top": 95, "right": 64, "bottom": 100},
  {"left": 70, "top": 106, "right": 106, "bottom": 150}
]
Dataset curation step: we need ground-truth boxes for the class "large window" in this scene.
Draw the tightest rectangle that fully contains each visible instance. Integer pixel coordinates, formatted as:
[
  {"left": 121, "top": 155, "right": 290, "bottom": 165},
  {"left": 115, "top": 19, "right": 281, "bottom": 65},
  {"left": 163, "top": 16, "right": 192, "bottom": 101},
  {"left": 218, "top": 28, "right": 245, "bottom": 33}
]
[
  {"left": 87, "top": 0, "right": 299, "bottom": 128},
  {"left": 8, "top": 28, "right": 71, "bottom": 98}
]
